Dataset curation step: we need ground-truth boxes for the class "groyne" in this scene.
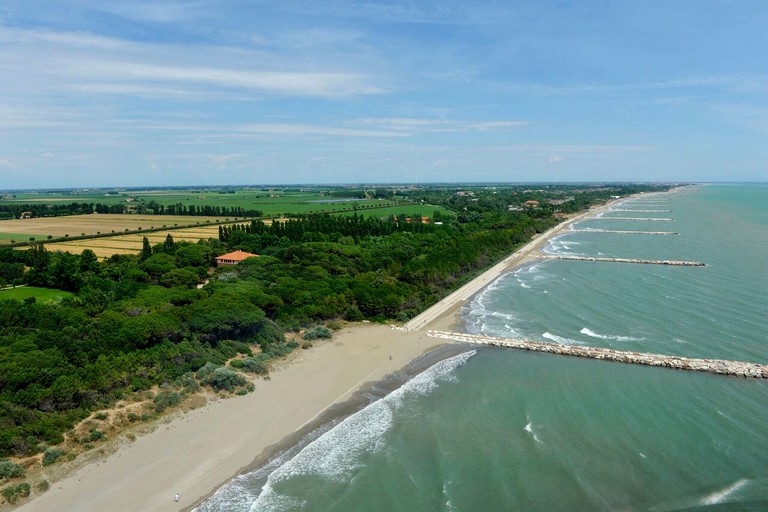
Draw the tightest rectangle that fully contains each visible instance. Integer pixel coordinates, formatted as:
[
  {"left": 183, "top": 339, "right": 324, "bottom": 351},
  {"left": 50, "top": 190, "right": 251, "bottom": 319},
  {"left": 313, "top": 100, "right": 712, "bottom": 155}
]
[
  {"left": 610, "top": 209, "right": 673, "bottom": 213},
  {"left": 540, "top": 255, "right": 705, "bottom": 266},
  {"left": 598, "top": 217, "right": 673, "bottom": 221},
  {"left": 426, "top": 331, "right": 768, "bottom": 379},
  {"left": 569, "top": 229, "right": 679, "bottom": 235}
]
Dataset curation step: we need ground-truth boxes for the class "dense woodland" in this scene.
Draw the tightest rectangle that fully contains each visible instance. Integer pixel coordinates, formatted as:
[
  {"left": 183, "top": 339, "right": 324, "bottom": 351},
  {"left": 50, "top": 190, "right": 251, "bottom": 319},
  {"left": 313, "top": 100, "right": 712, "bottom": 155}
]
[{"left": 0, "top": 184, "right": 668, "bottom": 459}]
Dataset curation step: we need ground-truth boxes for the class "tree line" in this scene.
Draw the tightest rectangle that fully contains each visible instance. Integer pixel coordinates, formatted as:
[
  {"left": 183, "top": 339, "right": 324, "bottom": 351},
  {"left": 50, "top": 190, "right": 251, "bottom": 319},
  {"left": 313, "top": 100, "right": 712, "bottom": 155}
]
[{"left": 0, "top": 202, "right": 263, "bottom": 219}]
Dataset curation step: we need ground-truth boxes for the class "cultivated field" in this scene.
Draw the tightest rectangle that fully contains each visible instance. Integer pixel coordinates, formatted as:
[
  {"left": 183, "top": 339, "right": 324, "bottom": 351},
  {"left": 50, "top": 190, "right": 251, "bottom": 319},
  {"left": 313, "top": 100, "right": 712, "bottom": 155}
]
[
  {"left": 0, "top": 214, "right": 236, "bottom": 244},
  {"left": 0, "top": 188, "right": 400, "bottom": 215},
  {"left": 41, "top": 224, "right": 238, "bottom": 259}
]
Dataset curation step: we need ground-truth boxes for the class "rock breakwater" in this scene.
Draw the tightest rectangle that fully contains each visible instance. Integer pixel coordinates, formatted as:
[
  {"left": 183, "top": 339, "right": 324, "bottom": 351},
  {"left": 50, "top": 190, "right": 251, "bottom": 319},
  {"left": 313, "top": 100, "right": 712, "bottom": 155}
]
[
  {"left": 540, "top": 255, "right": 705, "bottom": 266},
  {"left": 569, "top": 229, "right": 679, "bottom": 235},
  {"left": 427, "top": 331, "right": 768, "bottom": 379},
  {"left": 600, "top": 217, "right": 673, "bottom": 221}
]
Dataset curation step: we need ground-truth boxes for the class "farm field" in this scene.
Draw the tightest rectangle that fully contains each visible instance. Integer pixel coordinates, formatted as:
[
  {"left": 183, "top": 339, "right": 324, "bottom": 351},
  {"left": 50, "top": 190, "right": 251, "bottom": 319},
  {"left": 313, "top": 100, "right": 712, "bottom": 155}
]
[
  {"left": 0, "top": 188, "right": 404, "bottom": 215},
  {"left": 0, "top": 285, "right": 74, "bottom": 302},
  {"left": 0, "top": 214, "right": 234, "bottom": 244},
  {"left": 41, "top": 223, "right": 240, "bottom": 259}
]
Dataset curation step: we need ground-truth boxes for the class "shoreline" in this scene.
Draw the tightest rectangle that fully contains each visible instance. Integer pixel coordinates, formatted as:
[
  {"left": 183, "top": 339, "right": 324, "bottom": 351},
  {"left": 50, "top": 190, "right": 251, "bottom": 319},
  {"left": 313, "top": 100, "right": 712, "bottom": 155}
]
[
  {"left": 13, "top": 194, "right": 637, "bottom": 512},
  {"left": 406, "top": 198, "right": 621, "bottom": 332},
  {"left": 14, "top": 325, "right": 447, "bottom": 512},
  {"left": 188, "top": 342, "right": 473, "bottom": 510}
]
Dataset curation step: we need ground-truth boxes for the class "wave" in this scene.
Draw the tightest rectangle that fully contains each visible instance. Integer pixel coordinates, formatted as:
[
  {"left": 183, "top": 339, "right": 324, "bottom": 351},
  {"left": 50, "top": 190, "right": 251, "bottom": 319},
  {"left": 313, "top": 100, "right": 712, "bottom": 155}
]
[
  {"left": 234, "top": 350, "right": 477, "bottom": 511},
  {"left": 700, "top": 479, "right": 749, "bottom": 505},
  {"left": 464, "top": 273, "right": 521, "bottom": 335},
  {"left": 524, "top": 421, "right": 543, "bottom": 444},
  {"left": 542, "top": 332, "right": 583, "bottom": 345},
  {"left": 579, "top": 327, "right": 644, "bottom": 342}
]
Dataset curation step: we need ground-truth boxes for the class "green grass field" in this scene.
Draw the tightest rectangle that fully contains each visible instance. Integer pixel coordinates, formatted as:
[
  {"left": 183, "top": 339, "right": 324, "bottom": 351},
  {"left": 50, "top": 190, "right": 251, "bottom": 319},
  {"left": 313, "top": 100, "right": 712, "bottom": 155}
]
[
  {"left": 0, "top": 233, "right": 31, "bottom": 243},
  {"left": 0, "top": 286, "right": 74, "bottom": 302},
  {"left": 0, "top": 189, "right": 407, "bottom": 216}
]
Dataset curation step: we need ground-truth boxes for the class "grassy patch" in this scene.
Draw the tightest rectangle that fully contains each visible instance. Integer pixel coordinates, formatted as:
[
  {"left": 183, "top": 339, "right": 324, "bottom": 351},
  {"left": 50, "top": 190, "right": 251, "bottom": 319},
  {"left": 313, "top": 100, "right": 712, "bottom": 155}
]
[{"left": 0, "top": 286, "right": 74, "bottom": 302}]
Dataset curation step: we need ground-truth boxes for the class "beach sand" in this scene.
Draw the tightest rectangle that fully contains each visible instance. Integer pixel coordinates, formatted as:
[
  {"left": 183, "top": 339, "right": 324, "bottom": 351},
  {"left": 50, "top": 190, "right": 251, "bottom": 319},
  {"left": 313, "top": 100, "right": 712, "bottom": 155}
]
[{"left": 14, "top": 198, "right": 620, "bottom": 512}]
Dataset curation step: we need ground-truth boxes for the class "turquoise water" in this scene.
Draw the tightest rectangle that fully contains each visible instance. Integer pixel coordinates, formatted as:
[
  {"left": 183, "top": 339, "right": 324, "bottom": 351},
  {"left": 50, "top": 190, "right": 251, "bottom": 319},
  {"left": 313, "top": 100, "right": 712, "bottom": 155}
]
[{"left": 197, "top": 185, "right": 768, "bottom": 511}]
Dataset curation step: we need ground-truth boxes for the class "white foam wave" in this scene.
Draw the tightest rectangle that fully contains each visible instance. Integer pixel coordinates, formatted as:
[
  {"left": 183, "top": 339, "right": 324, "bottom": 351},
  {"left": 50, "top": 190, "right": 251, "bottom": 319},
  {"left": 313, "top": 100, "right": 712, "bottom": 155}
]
[
  {"left": 579, "top": 327, "right": 643, "bottom": 342},
  {"left": 700, "top": 479, "right": 748, "bottom": 505},
  {"left": 524, "top": 420, "right": 542, "bottom": 444},
  {"left": 542, "top": 332, "right": 582, "bottom": 345},
  {"left": 465, "top": 273, "right": 522, "bottom": 336},
  {"left": 248, "top": 350, "right": 477, "bottom": 511}
]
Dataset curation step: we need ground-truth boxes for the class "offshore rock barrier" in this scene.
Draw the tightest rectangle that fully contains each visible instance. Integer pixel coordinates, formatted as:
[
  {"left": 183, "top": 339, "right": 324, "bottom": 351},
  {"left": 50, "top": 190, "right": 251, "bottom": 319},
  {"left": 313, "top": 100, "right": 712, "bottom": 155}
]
[
  {"left": 569, "top": 229, "right": 679, "bottom": 235},
  {"left": 540, "top": 255, "right": 705, "bottom": 266},
  {"left": 610, "top": 209, "right": 673, "bottom": 213},
  {"left": 599, "top": 217, "right": 673, "bottom": 221},
  {"left": 427, "top": 331, "right": 768, "bottom": 379}
]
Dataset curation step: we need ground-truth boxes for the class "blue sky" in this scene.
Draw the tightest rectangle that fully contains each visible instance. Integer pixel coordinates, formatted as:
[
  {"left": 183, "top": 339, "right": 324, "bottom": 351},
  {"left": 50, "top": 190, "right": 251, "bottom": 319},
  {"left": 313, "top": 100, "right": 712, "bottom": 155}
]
[{"left": 1, "top": 0, "right": 766, "bottom": 187}]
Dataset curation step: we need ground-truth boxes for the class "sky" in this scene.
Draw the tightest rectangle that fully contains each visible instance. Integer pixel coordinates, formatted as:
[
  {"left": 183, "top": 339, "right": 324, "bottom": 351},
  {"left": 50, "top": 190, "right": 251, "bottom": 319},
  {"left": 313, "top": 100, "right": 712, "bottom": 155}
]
[{"left": 1, "top": 0, "right": 766, "bottom": 188}]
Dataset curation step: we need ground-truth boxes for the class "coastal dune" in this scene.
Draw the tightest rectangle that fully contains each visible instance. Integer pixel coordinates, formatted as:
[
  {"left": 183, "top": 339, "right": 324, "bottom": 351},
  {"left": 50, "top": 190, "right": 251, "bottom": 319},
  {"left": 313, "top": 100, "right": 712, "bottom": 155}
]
[{"left": 15, "top": 326, "right": 441, "bottom": 512}]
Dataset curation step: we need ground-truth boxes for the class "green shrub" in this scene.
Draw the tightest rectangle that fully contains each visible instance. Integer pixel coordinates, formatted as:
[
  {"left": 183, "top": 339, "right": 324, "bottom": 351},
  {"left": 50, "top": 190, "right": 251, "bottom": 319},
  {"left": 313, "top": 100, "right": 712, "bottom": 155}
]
[
  {"left": 287, "top": 340, "right": 299, "bottom": 349},
  {"left": 0, "top": 460, "right": 24, "bottom": 479},
  {"left": 94, "top": 412, "right": 108, "bottom": 421},
  {"left": 202, "top": 367, "right": 246, "bottom": 391},
  {"left": 2, "top": 486, "right": 17, "bottom": 504},
  {"left": 88, "top": 429, "right": 104, "bottom": 442},
  {"left": 15, "top": 482, "right": 30, "bottom": 498},
  {"left": 240, "top": 357, "right": 268, "bottom": 375},
  {"left": 195, "top": 362, "right": 219, "bottom": 379},
  {"left": 326, "top": 321, "right": 343, "bottom": 330},
  {"left": 153, "top": 392, "right": 181, "bottom": 413},
  {"left": 42, "top": 448, "right": 62, "bottom": 466},
  {"left": 175, "top": 373, "right": 200, "bottom": 393},
  {"left": 303, "top": 326, "right": 332, "bottom": 341},
  {"left": 229, "top": 359, "right": 244, "bottom": 369}
]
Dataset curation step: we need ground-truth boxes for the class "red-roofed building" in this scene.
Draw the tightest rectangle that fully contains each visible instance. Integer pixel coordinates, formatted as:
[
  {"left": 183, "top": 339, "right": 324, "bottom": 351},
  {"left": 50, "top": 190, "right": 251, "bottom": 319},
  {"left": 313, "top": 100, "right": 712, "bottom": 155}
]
[{"left": 215, "top": 250, "right": 259, "bottom": 267}]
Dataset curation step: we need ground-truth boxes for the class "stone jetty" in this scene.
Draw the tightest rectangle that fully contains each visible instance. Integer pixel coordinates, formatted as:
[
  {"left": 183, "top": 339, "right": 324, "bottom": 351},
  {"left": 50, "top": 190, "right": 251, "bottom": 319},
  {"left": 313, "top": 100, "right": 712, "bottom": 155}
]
[
  {"left": 540, "top": 255, "right": 705, "bottom": 266},
  {"left": 426, "top": 331, "right": 768, "bottom": 379},
  {"left": 569, "top": 229, "right": 679, "bottom": 235},
  {"left": 610, "top": 209, "right": 673, "bottom": 213},
  {"left": 599, "top": 217, "right": 673, "bottom": 221}
]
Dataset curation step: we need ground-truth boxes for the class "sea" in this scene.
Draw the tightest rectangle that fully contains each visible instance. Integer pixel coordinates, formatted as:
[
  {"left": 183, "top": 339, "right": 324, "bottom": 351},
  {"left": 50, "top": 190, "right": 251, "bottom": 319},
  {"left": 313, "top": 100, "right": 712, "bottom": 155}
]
[{"left": 196, "top": 184, "right": 768, "bottom": 511}]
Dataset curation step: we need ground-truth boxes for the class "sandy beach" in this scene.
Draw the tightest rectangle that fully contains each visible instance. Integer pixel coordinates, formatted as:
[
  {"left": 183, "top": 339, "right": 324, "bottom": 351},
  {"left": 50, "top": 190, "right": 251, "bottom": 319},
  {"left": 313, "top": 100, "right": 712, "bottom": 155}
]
[{"left": 13, "top": 198, "right": 621, "bottom": 512}]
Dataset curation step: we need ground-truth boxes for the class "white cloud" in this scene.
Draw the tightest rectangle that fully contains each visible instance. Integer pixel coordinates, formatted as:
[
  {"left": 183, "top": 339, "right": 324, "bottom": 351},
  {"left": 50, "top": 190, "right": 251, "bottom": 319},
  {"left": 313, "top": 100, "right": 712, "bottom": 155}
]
[
  {"left": 356, "top": 117, "right": 527, "bottom": 132},
  {"left": 238, "top": 123, "right": 409, "bottom": 138}
]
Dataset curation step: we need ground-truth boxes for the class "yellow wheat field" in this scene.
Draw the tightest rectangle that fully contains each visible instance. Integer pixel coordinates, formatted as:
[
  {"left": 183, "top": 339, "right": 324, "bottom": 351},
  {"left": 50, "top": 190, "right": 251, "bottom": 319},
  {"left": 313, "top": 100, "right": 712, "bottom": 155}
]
[{"left": 0, "top": 213, "right": 245, "bottom": 237}]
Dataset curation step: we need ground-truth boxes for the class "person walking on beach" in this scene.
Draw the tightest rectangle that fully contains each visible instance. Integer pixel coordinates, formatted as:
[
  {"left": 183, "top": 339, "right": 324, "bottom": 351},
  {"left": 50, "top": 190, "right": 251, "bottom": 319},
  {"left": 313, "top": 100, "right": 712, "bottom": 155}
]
[{"left": 175, "top": 492, "right": 180, "bottom": 503}]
